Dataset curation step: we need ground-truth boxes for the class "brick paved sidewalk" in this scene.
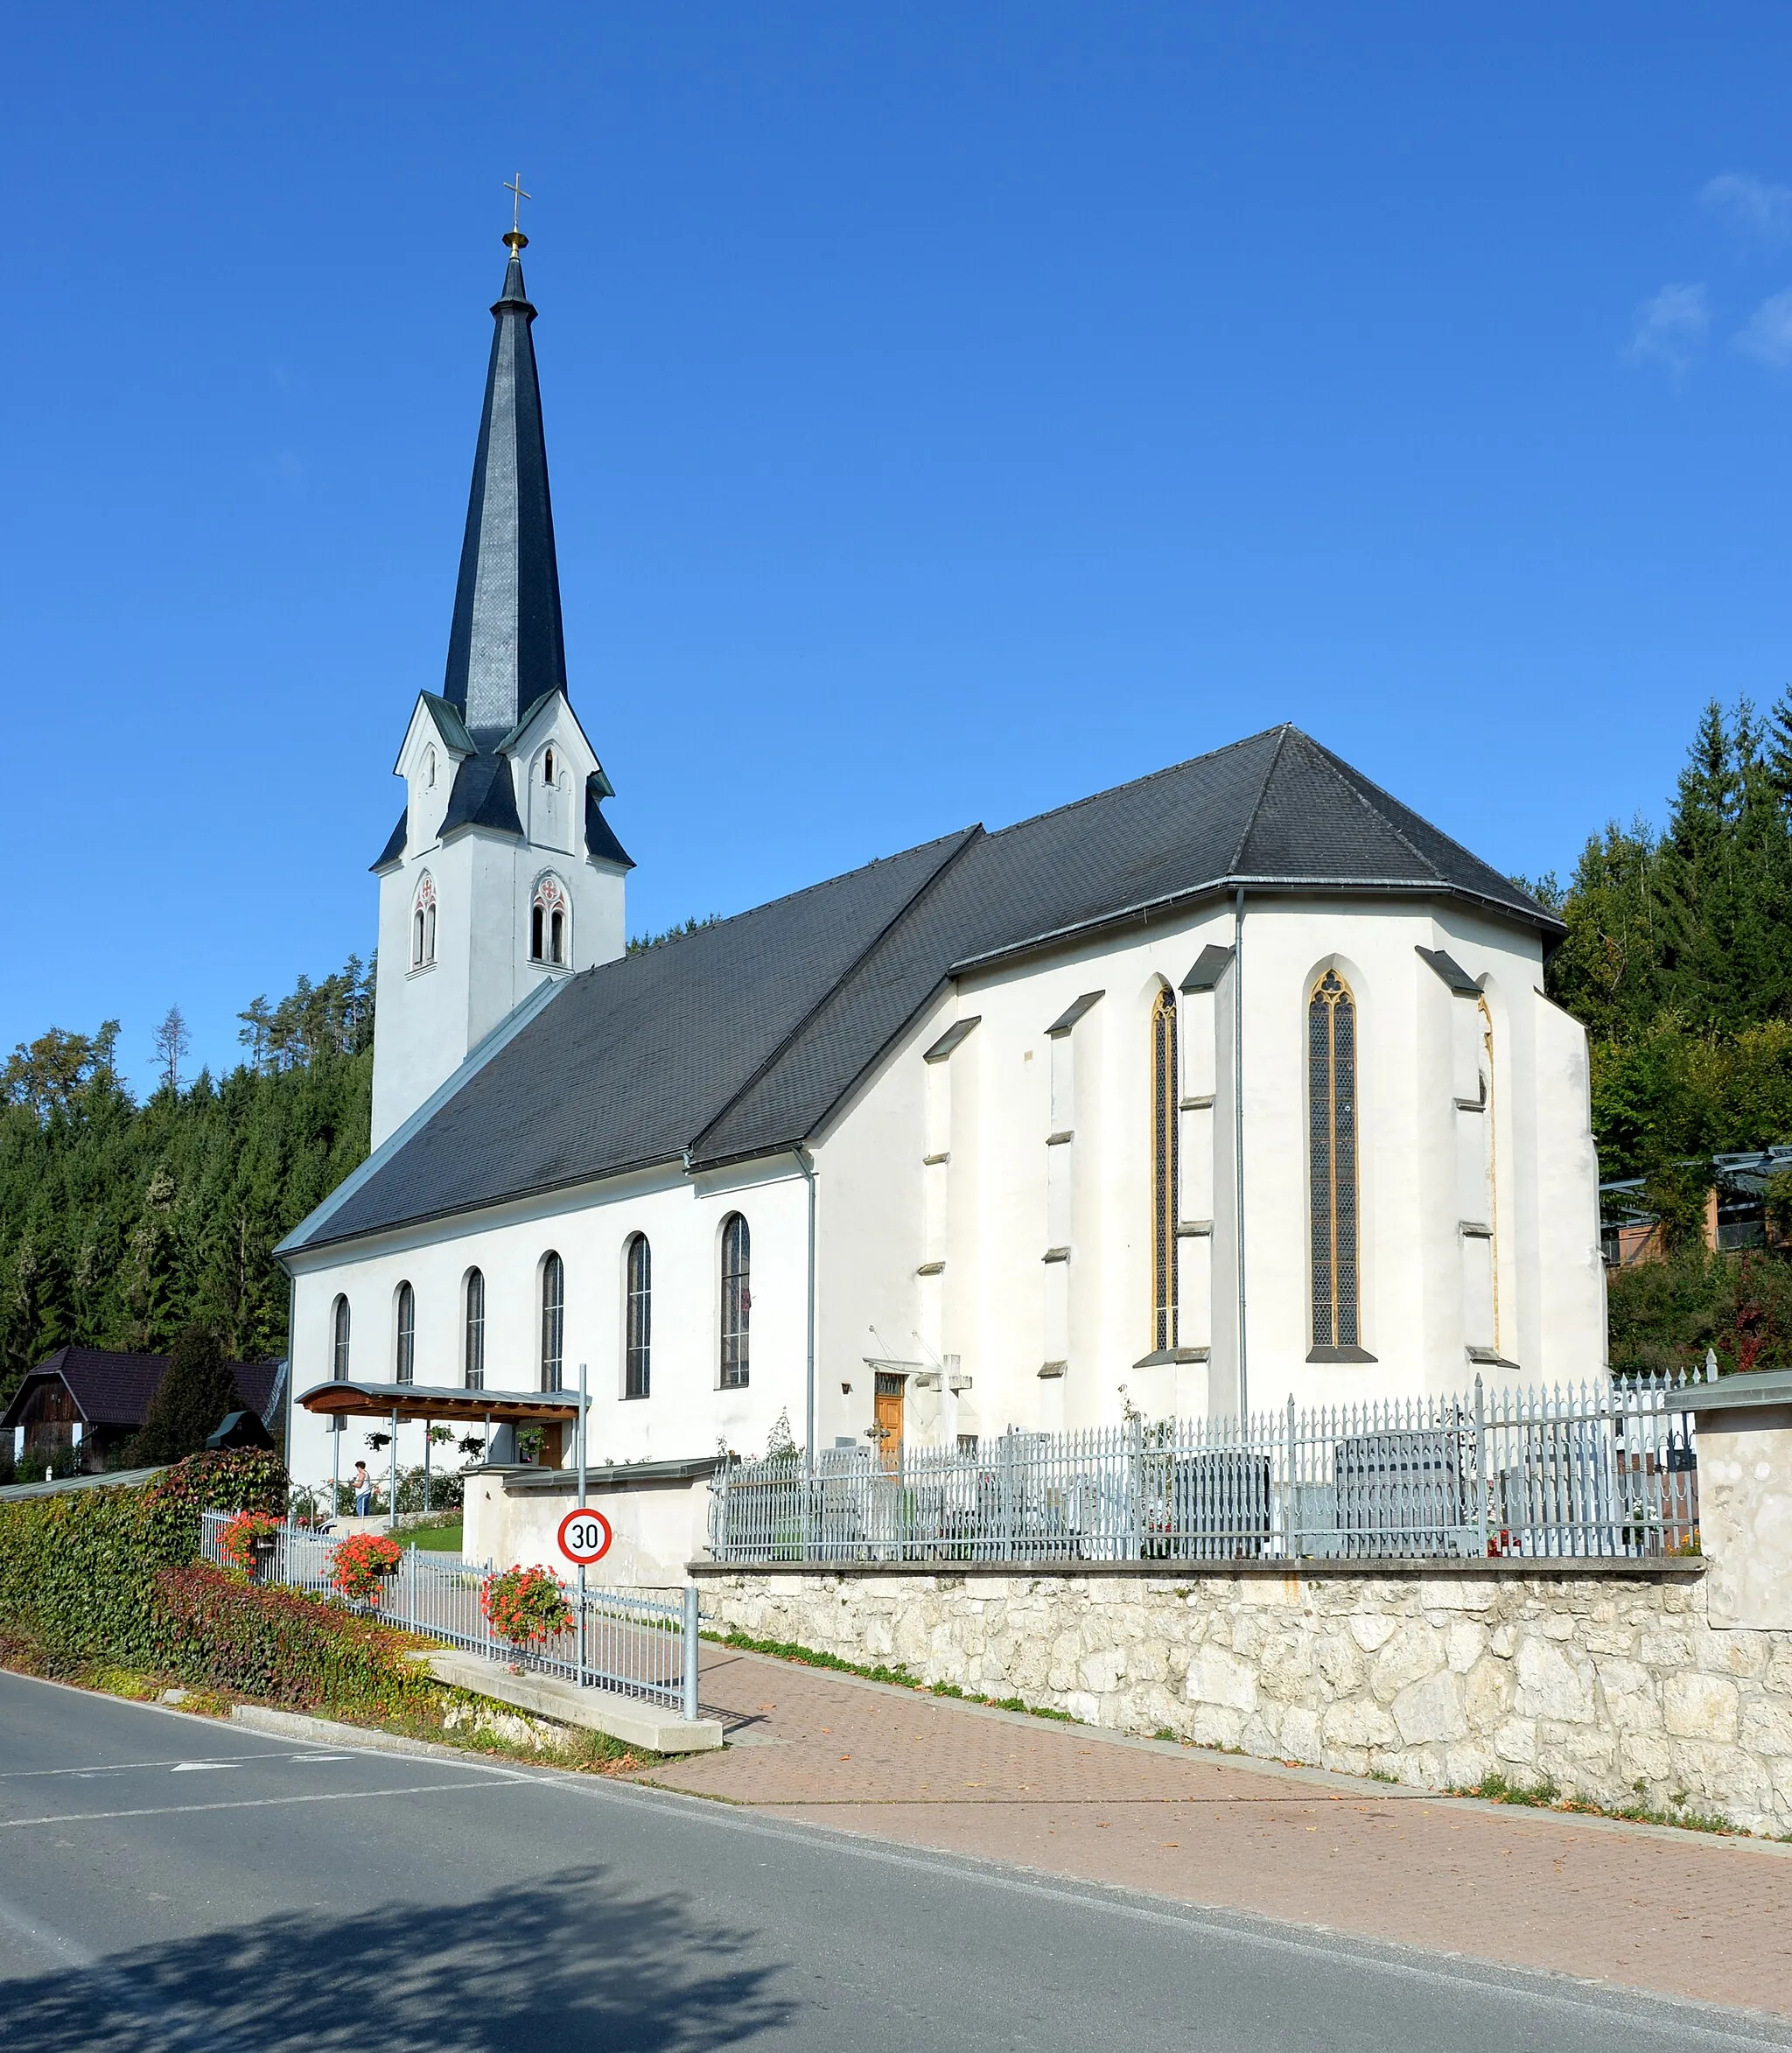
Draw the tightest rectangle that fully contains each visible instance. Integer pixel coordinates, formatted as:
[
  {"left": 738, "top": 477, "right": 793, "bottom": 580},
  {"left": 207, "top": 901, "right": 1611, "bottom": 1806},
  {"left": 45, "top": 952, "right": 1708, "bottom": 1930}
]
[{"left": 628, "top": 1640, "right": 1792, "bottom": 2018}]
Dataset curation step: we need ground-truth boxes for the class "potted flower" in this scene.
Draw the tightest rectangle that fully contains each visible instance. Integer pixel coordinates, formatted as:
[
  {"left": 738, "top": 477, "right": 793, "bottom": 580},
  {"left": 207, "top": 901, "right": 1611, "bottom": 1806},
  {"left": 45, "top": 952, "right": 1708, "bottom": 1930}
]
[
  {"left": 329, "top": 1531, "right": 405, "bottom": 1605},
  {"left": 480, "top": 1563, "right": 573, "bottom": 1671},
  {"left": 218, "top": 1509, "right": 283, "bottom": 1578}
]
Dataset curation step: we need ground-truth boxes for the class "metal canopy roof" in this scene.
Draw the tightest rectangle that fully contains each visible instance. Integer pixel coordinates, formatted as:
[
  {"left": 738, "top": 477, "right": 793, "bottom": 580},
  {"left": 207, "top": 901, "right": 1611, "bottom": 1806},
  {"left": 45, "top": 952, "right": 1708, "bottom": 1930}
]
[{"left": 296, "top": 1379, "right": 584, "bottom": 1424}]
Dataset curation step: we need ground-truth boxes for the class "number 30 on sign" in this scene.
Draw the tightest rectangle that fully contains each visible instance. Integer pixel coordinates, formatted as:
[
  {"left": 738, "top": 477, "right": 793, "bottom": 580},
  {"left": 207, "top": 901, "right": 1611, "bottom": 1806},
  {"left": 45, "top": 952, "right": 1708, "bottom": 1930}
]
[{"left": 557, "top": 1509, "right": 612, "bottom": 1565}]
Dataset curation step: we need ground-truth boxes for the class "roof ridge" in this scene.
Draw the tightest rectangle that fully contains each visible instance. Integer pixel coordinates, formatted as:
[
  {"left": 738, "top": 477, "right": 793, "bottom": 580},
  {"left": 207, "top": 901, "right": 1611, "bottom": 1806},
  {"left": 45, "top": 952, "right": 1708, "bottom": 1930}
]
[
  {"left": 976, "top": 725, "right": 1289, "bottom": 849},
  {"left": 1298, "top": 732, "right": 1541, "bottom": 903},
  {"left": 1278, "top": 731, "right": 1447, "bottom": 884},
  {"left": 1228, "top": 723, "right": 1294, "bottom": 872},
  {"left": 687, "top": 826, "right": 984, "bottom": 1158},
  {"left": 600, "top": 826, "right": 979, "bottom": 970}
]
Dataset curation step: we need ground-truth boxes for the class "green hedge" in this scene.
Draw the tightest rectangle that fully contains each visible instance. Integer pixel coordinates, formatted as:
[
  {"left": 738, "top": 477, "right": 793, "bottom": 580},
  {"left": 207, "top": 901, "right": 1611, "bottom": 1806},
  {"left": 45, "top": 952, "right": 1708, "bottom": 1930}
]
[
  {"left": 0, "top": 1451, "right": 431, "bottom": 1715},
  {"left": 150, "top": 1563, "right": 434, "bottom": 1712}
]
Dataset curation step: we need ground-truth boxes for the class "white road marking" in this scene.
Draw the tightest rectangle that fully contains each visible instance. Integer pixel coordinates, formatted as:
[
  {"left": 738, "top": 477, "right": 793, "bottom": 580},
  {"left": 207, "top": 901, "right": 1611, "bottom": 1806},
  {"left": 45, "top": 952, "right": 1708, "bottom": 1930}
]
[
  {"left": 0, "top": 1778, "right": 526, "bottom": 1832},
  {"left": 0, "top": 1749, "right": 345, "bottom": 1782},
  {"left": 171, "top": 1762, "right": 234, "bottom": 1773}
]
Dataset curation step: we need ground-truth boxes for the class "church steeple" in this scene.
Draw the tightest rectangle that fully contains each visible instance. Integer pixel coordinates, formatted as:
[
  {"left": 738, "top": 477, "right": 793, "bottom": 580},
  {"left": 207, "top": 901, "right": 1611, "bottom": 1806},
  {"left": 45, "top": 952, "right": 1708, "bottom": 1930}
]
[
  {"left": 368, "top": 211, "right": 628, "bottom": 1151},
  {"left": 440, "top": 229, "right": 570, "bottom": 745}
]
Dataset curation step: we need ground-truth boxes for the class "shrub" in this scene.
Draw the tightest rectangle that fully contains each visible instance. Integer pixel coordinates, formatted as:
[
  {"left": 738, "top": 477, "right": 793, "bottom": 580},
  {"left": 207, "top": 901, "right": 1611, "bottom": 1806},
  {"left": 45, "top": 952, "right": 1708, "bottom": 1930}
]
[
  {"left": 0, "top": 1454, "right": 436, "bottom": 1720},
  {"left": 0, "top": 1450, "right": 287, "bottom": 1669},
  {"left": 150, "top": 1563, "right": 433, "bottom": 1713}
]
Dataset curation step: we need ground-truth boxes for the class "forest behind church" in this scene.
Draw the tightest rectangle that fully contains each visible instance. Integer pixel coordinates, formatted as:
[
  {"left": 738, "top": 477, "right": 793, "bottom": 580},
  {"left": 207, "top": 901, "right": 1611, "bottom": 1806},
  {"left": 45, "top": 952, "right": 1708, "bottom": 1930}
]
[{"left": 7, "top": 696, "right": 1792, "bottom": 1406}]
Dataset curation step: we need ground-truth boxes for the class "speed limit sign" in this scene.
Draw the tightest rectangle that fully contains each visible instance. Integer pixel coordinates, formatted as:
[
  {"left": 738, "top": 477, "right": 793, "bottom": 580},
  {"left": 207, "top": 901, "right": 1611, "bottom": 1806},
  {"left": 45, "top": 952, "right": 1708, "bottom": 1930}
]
[{"left": 557, "top": 1508, "right": 613, "bottom": 1565}]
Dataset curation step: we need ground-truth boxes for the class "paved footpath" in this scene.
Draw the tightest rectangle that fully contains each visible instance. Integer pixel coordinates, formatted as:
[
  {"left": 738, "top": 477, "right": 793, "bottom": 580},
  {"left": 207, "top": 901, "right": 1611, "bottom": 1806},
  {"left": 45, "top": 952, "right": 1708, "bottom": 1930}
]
[{"left": 635, "top": 1640, "right": 1792, "bottom": 2018}]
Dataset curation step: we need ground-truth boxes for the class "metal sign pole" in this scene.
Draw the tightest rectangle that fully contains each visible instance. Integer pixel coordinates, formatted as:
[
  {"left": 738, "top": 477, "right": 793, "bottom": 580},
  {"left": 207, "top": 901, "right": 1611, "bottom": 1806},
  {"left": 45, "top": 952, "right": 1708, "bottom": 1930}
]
[
  {"left": 388, "top": 1405, "right": 399, "bottom": 1534},
  {"left": 577, "top": 1362, "right": 588, "bottom": 1692}
]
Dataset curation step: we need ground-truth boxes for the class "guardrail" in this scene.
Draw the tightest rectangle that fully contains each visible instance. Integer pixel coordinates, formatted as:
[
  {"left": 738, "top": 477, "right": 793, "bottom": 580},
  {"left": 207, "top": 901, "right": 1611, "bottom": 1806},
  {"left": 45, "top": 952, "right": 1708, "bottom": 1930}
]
[
  {"left": 708, "top": 1370, "right": 1704, "bottom": 1566},
  {"left": 200, "top": 1515, "right": 701, "bottom": 1718}
]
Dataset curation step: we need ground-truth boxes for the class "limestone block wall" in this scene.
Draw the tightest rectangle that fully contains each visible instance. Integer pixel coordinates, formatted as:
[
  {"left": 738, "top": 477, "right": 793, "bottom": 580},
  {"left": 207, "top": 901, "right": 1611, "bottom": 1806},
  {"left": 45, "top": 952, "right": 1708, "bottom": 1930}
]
[{"left": 695, "top": 1565, "right": 1792, "bottom": 1839}]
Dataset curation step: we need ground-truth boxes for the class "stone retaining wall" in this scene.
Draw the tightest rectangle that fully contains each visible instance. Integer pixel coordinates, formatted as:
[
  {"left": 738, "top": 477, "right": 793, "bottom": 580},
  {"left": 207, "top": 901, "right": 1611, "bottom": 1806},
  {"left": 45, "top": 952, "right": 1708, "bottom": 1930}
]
[{"left": 696, "top": 1564, "right": 1792, "bottom": 1838}]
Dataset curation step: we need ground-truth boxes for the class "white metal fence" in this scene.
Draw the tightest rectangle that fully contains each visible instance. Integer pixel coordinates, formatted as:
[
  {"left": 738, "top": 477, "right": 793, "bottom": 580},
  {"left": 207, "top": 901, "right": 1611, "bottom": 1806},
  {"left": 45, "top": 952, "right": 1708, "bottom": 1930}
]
[
  {"left": 708, "top": 1371, "right": 1704, "bottom": 1566},
  {"left": 200, "top": 1515, "right": 701, "bottom": 1718}
]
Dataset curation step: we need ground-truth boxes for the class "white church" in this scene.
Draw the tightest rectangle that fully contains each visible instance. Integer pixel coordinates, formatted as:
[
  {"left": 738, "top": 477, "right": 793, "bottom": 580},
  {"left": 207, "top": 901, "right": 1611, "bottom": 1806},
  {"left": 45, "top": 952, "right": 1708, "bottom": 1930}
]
[{"left": 279, "top": 230, "right": 1606, "bottom": 1579}]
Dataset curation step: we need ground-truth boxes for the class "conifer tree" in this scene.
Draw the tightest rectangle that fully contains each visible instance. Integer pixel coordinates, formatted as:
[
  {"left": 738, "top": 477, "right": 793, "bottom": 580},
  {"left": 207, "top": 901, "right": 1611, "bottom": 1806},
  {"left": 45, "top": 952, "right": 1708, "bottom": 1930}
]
[{"left": 130, "top": 1323, "right": 242, "bottom": 1463}]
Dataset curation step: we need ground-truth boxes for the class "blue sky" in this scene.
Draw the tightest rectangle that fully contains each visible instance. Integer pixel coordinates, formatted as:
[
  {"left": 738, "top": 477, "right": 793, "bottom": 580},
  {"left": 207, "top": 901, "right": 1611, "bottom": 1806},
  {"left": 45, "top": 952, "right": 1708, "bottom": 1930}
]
[{"left": 4, "top": 4, "right": 1792, "bottom": 1095}]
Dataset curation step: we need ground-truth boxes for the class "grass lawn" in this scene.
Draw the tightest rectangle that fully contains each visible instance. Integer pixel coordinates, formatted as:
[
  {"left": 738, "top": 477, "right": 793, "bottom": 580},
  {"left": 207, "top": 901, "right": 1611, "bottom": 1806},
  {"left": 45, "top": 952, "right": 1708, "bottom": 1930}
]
[{"left": 408, "top": 1520, "right": 464, "bottom": 1552}]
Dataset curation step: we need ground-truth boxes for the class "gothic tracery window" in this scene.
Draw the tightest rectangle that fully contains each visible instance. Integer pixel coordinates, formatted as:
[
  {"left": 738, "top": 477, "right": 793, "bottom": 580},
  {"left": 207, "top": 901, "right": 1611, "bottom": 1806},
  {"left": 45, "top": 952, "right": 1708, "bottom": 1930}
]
[
  {"left": 1308, "top": 970, "right": 1360, "bottom": 1350},
  {"left": 411, "top": 873, "right": 438, "bottom": 970},
  {"left": 531, "top": 877, "right": 568, "bottom": 966},
  {"left": 1478, "top": 992, "right": 1500, "bottom": 1351},
  {"left": 1150, "top": 988, "right": 1179, "bottom": 1352}
]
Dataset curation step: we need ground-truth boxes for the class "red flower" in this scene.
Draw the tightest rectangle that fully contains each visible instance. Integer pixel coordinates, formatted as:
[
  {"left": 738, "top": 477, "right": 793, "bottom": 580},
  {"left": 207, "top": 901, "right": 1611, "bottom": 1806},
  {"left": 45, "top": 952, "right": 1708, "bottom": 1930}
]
[
  {"left": 218, "top": 1510, "right": 283, "bottom": 1572},
  {"left": 329, "top": 1531, "right": 404, "bottom": 1603},
  {"left": 480, "top": 1563, "right": 573, "bottom": 1646}
]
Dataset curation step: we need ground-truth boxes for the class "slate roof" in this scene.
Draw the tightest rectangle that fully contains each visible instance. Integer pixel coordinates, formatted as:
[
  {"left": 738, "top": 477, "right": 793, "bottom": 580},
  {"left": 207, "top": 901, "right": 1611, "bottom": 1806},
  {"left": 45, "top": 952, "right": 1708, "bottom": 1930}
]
[
  {"left": 442, "top": 247, "right": 566, "bottom": 746},
  {"left": 0, "top": 1349, "right": 284, "bottom": 1431},
  {"left": 368, "top": 246, "right": 632, "bottom": 876},
  {"left": 284, "top": 725, "right": 1554, "bottom": 1254}
]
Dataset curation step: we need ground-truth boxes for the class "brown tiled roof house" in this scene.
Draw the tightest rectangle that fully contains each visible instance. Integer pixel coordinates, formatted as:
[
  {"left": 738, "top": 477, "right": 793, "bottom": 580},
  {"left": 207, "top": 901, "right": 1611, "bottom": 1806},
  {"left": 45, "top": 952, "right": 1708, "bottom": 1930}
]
[{"left": 1, "top": 1348, "right": 284, "bottom": 1476}]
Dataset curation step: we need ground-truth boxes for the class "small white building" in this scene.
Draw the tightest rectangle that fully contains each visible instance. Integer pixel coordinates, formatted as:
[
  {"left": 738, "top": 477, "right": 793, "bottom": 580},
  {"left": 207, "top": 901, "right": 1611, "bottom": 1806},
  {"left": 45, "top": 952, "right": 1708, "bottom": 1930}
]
[{"left": 278, "top": 235, "right": 1606, "bottom": 1580}]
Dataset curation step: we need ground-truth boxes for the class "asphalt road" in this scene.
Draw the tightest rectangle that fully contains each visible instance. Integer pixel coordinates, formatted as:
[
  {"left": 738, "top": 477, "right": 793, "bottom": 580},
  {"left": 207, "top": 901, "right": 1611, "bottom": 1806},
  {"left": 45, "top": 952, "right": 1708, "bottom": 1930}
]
[{"left": 0, "top": 1671, "right": 1785, "bottom": 2053}]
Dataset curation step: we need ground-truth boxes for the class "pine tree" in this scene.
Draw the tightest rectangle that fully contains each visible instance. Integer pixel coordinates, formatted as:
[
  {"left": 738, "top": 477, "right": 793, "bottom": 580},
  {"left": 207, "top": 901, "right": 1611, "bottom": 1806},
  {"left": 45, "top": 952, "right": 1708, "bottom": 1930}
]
[{"left": 0, "top": 955, "right": 374, "bottom": 1413}]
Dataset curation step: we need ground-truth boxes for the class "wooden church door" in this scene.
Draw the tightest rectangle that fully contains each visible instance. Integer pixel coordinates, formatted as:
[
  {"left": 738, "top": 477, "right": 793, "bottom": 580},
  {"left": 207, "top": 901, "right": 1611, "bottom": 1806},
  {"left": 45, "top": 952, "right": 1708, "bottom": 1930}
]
[{"left": 873, "top": 1373, "right": 906, "bottom": 1468}]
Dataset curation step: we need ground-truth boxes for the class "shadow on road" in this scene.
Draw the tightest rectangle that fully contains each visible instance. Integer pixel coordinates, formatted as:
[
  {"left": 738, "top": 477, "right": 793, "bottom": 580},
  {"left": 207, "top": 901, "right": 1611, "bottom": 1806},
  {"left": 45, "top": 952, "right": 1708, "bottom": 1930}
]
[{"left": 4, "top": 1862, "right": 795, "bottom": 2051}]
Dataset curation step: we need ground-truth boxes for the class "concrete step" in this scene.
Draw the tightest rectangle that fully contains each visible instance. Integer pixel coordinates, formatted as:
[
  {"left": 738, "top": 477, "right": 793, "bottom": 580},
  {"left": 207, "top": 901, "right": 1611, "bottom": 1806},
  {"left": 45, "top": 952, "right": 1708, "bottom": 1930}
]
[{"left": 417, "top": 1647, "right": 723, "bottom": 1753}]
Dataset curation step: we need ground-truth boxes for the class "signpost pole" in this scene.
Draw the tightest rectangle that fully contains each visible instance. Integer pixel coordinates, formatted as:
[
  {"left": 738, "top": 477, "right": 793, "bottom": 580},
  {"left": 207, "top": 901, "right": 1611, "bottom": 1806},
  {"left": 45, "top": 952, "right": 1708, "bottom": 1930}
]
[
  {"left": 577, "top": 1362, "right": 587, "bottom": 1691},
  {"left": 388, "top": 1406, "right": 399, "bottom": 1534}
]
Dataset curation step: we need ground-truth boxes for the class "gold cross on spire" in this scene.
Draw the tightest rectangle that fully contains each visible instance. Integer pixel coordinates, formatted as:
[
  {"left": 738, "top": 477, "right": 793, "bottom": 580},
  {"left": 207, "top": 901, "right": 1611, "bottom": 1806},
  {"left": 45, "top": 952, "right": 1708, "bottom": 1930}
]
[{"left": 503, "top": 172, "right": 531, "bottom": 253}]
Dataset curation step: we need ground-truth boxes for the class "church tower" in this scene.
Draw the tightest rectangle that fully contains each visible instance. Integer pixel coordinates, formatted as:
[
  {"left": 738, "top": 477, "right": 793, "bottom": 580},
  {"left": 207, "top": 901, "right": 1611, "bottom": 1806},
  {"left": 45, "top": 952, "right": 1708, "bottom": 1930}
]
[{"left": 369, "top": 227, "right": 631, "bottom": 1148}]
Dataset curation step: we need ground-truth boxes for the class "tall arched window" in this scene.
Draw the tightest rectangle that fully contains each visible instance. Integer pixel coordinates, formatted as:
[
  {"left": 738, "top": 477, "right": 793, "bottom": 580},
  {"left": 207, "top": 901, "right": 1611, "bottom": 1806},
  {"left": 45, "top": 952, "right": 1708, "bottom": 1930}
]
[
  {"left": 530, "top": 878, "right": 568, "bottom": 967},
  {"left": 411, "top": 873, "right": 437, "bottom": 969},
  {"left": 1308, "top": 970, "right": 1361, "bottom": 1350},
  {"left": 1479, "top": 991, "right": 1500, "bottom": 1352},
  {"left": 1150, "top": 988, "right": 1179, "bottom": 1352},
  {"left": 625, "top": 1233, "right": 652, "bottom": 1399},
  {"left": 395, "top": 1282, "right": 415, "bottom": 1385},
  {"left": 464, "top": 1268, "right": 485, "bottom": 1391},
  {"left": 719, "top": 1214, "right": 750, "bottom": 1389},
  {"left": 540, "top": 1251, "right": 564, "bottom": 1392},
  {"left": 543, "top": 746, "right": 556, "bottom": 785},
  {"left": 331, "top": 1294, "right": 351, "bottom": 1379}
]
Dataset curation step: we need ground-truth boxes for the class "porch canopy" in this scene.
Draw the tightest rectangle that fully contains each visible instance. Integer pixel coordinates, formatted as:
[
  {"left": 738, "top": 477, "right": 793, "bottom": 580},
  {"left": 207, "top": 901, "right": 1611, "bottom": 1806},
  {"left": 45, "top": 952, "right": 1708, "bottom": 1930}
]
[{"left": 297, "top": 1380, "right": 584, "bottom": 1426}]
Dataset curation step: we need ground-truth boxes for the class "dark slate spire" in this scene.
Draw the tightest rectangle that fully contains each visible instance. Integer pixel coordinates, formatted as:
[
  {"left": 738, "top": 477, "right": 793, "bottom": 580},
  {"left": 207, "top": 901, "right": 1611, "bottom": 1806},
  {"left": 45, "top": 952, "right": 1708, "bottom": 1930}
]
[{"left": 441, "top": 233, "right": 569, "bottom": 745}]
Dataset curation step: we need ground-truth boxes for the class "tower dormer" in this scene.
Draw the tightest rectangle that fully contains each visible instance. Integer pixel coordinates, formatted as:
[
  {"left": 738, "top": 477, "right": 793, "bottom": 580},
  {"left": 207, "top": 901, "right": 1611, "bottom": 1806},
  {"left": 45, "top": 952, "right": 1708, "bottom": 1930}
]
[{"left": 370, "top": 229, "right": 631, "bottom": 1149}]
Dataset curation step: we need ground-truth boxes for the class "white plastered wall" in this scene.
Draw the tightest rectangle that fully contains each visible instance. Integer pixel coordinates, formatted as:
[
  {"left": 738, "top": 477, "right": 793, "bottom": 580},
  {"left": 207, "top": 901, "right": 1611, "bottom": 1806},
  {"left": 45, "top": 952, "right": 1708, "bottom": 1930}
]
[
  {"left": 297, "top": 887, "right": 1606, "bottom": 1571},
  {"left": 285, "top": 1160, "right": 811, "bottom": 1508},
  {"left": 369, "top": 694, "right": 627, "bottom": 1147}
]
